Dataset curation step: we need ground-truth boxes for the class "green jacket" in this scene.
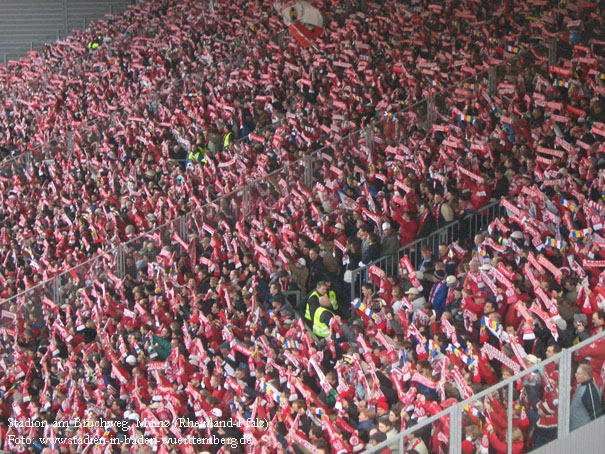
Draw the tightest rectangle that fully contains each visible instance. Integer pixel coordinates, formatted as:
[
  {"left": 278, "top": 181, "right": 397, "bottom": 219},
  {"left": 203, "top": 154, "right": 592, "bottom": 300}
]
[{"left": 152, "top": 334, "right": 171, "bottom": 360}]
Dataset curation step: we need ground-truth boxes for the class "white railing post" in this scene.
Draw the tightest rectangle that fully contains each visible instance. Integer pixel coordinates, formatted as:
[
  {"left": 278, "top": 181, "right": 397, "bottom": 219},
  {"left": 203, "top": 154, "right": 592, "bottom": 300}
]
[
  {"left": 242, "top": 186, "right": 251, "bottom": 214},
  {"left": 179, "top": 214, "right": 188, "bottom": 240},
  {"left": 53, "top": 276, "right": 62, "bottom": 304},
  {"left": 488, "top": 65, "right": 497, "bottom": 95},
  {"left": 548, "top": 38, "right": 558, "bottom": 67},
  {"left": 303, "top": 156, "right": 313, "bottom": 187},
  {"left": 115, "top": 246, "right": 125, "bottom": 278},
  {"left": 507, "top": 381, "right": 513, "bottom": 454},
  {"left": 364, "top": 124, "right": 374, "bottom": 152},
  {"left": 558, "top": 348, "right": 572, "bottom": 439},
  {"left": 449, "top": 405, "right": 461, "bottom": 454},
  {"left": 427, "top": 95, "right": 435, "bottom": 129}
]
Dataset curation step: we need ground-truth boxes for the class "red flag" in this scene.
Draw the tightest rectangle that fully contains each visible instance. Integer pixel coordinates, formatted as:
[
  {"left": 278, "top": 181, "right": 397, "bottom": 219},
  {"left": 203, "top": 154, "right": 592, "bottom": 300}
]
[{"left": 288, "top": 22, "right": 322, "bottom": 47}]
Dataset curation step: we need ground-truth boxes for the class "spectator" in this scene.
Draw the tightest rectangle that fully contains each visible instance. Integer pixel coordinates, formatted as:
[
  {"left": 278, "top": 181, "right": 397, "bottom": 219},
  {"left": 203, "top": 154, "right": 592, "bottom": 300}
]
[
  {"left": 380, "top": 222, "right": 399, "bottom": 261},
  {"left": 492, "top": 168, "right": 510, "bottom": 200},
  {"left": 368, "top": 430, "right": 392, "bottom": 454},
  {"left": 486, "top": 424, "right": 524, "bottom": 454},
  {"left": 304, "top": 280, "right": 328, "bottom": 325},
  {"left": 416, "top": 202, "right": 438, "bottom": 239},
  {"left": 570, "top": 363, "right": 603, "bottom": 431},
  {"left": 397, "top": 210, "right": 418, "bottom": 247},
  {"left": 361, "top": 232, "right": 381, "bottom": 267},
  {"left": 406, "top": 431, "right": 428, "bottom": 454},
  {"left": 308, "top": 247, "right": 330, "bottom": 290}
]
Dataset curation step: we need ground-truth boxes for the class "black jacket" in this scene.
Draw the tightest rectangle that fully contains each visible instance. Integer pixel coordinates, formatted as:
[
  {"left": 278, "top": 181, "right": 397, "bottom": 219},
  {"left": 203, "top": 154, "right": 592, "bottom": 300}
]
[
  {"left": 417, "top": 212, "right": 437, "bottom": 239},
  {"left": 582, "top": 379, "right": 603, "bottom": 421},
  {"left": 492, "top": 176, "right": 509, "bottom": 199},
  {"left": 361, "top": 242, "right": 380, "bottom": 265}
]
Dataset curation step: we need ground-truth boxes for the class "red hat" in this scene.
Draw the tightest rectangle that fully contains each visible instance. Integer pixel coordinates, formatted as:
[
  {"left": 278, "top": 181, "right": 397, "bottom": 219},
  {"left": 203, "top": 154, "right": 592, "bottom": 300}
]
[
  {"left": 191, "top": 373, "right": 203, "bottom": 381},
  {"left": 377, "top": 398, "right": 389, "bottom": 412},
  {"left": 462, "top": 440, "right": 475, "bottom": 454}
]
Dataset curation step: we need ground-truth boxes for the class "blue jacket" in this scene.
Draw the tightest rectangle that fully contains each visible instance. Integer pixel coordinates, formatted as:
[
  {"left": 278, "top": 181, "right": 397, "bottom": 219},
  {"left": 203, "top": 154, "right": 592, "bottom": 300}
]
[{"left": 429, "top": 279, "right": 448, "bottom": 315}]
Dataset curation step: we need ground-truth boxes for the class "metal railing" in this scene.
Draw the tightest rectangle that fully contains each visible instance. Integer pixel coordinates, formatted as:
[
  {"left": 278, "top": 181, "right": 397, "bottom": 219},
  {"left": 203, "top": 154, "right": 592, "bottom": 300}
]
[
  {"left": 0, "top": 1, "right": 288, "bottom": 171},
  {"left": 348, "top": 200, "right": 503, "bottom": 300},
  {"left": 0, "top": 36, "right": 558, "bottom": 337},
  {"left": 0, "top": 1, "right": 136, "bottom": 171},
  {"left": 362, "top": 330, "right": 605, "bottom": 454},
  {"left": 343, "top": 41, "right": 568, "bottom": 299}
]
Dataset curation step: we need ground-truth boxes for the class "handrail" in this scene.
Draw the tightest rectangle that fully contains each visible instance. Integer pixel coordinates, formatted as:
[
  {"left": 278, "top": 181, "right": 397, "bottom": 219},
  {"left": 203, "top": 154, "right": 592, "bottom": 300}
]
[
  {"left": 361, "top": 329, "right": 605, "bottom": 454},
  {"left": 348, "top": 199, "right": 503, "bottom": 300},
  {"left": 0, "top": 0, "right": 136, "bottom": 168},
  {"left": 0, "top": 35, "right": 539, "bottom": 307},
  {"left": 0, "top": 8, "right": 285, "bottom": 171}
]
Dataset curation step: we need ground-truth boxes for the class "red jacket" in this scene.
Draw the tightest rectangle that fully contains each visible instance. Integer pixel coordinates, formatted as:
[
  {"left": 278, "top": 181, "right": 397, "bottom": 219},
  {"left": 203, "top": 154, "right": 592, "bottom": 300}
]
[
  {"left": 504, "top": 301, "right": 524, "bottom": 330},
  {"left": 587, "top": 285, "right": 605, "bottom": 315},
  {"left": 462, "top": 295, "right": 485, "bottom": 319},
  {"left": 489, "top": 400, "right": 530, "bottom": 433},
  {"left": 574, "top": 335, "right": 605, "bottom": 375},
  {"left": 397, "top": 219, "right": 418, "bottom": 247},
  {"left": 488, "top": 433, "right": 524, "bottom": 454},
  {"left": 478, "top": 360, "right": 499, "bottom": 386}
]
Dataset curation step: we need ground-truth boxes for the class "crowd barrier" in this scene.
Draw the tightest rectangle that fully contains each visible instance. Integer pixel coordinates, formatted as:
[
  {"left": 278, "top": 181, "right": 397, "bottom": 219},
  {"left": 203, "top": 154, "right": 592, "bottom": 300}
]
[
  {"left": 347, "top": 36, "right": 568, "bottom": 299},
  {"left": 0, "top": 35, "right": 562, "bottom": 340},
  {"left": 348, "top": 200, "right": 504, "bottom": 301},
  {"left": 362, "top": 330, "right": 605, "bottom": 454}
]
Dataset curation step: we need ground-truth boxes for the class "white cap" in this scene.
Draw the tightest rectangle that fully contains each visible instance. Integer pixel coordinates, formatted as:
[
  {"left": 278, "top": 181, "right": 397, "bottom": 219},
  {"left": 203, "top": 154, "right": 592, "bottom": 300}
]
[
  {"left": 479, "top": 264, "right": 492, "bottom": 271},
  {"left": 525, "top": 354, "right": 539, "bottom": 365},
  {"left": 297, "top": 258, "right": 306, "bottom": 266},
  {"left": 335, "top": 223, "right": 345, "bottom": 230},
  {"left": 406, "top": 288, "right": 420, "bottom": 295},
  {"left": 126, "top": 355, "right": 137, "bottom": 366},
  {"left": 211, "top": 408, "right": 223, "bottom": 418},
  {"left": 382, "top": 222, "right": 391, "bottom": 230}
]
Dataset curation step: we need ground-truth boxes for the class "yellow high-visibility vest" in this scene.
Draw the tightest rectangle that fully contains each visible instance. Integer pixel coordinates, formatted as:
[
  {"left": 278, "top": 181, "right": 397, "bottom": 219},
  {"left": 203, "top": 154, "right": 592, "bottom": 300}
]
[
  {"left": 305, "top": 291, "right": 321, "bottom": 321},
  {"left": 223, "top": 132, "right": 232, "bottom": 150},
  {"left": 313, "top": 307, "right": 333, "bottom": 338},
  {"left": 329, "top": 290, "right": 338, "bottom": 311}
]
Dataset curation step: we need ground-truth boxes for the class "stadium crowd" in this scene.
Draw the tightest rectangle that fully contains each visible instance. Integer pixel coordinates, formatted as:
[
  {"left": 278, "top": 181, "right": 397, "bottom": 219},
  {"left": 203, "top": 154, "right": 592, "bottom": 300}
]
[
  {"left": 1, "top": 0, "right": 605, "bottom": 454},
  {"left": 0, "top": 0, "right": 577, "bottom": 299}
]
